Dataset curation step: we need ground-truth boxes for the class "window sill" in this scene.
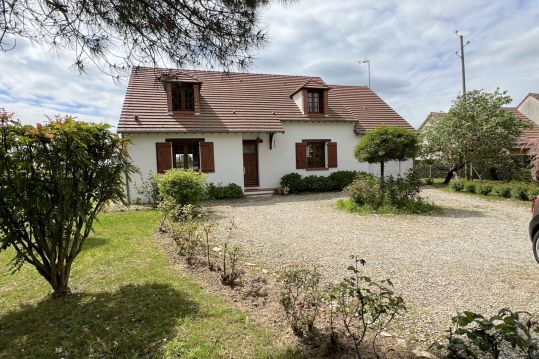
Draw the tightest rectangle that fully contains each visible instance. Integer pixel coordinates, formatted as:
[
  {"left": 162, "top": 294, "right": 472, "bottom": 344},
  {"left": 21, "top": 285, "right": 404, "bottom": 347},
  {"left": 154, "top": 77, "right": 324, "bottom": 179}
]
[
  {"left": 306, "top": 167, "right": 329, "bottom": 171},
  {"left": 171, "top": 110, "right": 195, "bottom": 115}
]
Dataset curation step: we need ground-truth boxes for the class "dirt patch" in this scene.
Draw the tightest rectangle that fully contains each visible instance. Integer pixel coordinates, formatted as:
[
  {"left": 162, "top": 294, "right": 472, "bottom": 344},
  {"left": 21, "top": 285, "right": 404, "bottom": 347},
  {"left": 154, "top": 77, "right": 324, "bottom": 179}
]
[{"left": 155, "top": 230, "right": 431, "bottom": 358}]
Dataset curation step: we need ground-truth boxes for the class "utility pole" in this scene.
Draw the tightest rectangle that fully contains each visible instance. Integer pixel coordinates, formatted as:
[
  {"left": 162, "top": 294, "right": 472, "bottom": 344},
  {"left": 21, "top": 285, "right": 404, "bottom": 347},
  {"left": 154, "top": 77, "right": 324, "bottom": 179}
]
[
  {"left": 359, "top": 59, "right": 370, "bottom": 88},
  {"left": 455, "top": 31, "right": 469, "bottom": 98}
]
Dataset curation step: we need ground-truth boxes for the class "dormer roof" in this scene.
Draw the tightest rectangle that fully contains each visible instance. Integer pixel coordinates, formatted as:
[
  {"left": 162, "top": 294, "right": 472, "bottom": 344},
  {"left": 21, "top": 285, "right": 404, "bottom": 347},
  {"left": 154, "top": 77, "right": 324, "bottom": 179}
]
[{"left": 289, "top": 77, "right": 331, "bottom": 97}]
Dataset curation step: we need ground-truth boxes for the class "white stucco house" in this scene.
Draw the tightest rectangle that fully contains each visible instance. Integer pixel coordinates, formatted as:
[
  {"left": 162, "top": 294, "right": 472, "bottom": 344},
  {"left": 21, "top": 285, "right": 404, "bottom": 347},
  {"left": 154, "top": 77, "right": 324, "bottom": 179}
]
[{"left": 118, "top": 67, "right": 415, "bottom": 202}]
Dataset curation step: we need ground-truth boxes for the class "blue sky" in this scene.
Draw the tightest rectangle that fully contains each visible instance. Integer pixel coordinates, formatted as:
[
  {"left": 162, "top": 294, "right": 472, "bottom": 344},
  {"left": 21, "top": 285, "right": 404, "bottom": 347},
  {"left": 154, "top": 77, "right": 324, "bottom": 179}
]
[{"left": 0, "top": 0, "right": 537, "bottom": 129}]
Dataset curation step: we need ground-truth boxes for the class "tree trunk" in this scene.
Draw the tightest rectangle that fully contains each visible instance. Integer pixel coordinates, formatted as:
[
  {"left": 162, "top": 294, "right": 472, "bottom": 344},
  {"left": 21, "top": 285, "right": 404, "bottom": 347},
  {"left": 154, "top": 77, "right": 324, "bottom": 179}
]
[
  {"left": 443, "top": 163, "right": 465, "bottom": 184},
  {"left": 380, "top": 161, "right": 385, "bottom": 181},
  {"left": 49, "top": 266, "right": 72, "bottom": 297}
]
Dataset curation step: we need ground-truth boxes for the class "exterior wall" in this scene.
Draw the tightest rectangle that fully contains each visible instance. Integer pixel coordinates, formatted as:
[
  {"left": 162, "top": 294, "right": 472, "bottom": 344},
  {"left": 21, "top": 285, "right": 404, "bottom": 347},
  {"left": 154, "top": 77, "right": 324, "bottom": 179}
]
[
  {"left": 126, "top": 132, "right": 243, "bottom": 203},
  {"left": 292, "top": 92, "right": 304, "bottom": 114},
  {"left": 518, "top": 96, "right": 539, "bottom": 124},
  {"left": 127, "top": 122, "right": 414, "bottom": 202}
]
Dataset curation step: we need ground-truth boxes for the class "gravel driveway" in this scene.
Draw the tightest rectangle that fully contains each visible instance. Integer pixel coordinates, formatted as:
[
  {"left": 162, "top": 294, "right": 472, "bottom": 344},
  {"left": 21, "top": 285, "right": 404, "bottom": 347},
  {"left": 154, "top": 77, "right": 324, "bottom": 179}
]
[{"left": 208, "top": 188, "right": 539, "bottom": 347}]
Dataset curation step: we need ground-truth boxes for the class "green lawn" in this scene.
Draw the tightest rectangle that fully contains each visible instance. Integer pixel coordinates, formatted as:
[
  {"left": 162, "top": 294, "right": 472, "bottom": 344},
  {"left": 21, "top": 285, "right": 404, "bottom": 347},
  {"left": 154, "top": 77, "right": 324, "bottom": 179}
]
[{"left": 0, "top": 210, "right": 300, "bottom": 359}]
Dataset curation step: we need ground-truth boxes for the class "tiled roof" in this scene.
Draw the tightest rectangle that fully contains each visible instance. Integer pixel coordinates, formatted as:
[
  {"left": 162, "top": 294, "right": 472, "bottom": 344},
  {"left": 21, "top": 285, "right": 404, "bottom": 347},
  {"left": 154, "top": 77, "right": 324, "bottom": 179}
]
[
  {"left": 117, "top": 67, "right": 412, "bottom": 134},
  {"left": 503, "top": 107, "right": 539, "bottom": 141},
  {"left": 418, "top": 112, "right": 446, "bottom": 131}
]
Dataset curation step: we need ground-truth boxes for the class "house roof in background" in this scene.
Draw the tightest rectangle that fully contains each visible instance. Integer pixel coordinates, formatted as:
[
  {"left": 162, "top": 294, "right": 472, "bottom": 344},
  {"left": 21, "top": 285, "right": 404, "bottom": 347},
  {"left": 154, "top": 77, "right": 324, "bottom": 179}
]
[
  {"left": 502, "top": 107, "right": 539, "bottom": 141},
  {"left": 516, "top": 92, "right": 539, "bottom": 108},
  {"left": 417, "top": 111, "right": 446, "bottom": 131},
  {"left": 117, "top": 67, "right": 413, "bottom": 134}
]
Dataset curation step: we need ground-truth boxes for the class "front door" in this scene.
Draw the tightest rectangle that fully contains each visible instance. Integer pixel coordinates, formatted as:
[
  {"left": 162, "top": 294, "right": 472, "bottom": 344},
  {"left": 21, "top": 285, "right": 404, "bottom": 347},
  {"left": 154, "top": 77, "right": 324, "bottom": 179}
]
[{"left": 243, "top": 140, "right": 259, "bottom": 187}]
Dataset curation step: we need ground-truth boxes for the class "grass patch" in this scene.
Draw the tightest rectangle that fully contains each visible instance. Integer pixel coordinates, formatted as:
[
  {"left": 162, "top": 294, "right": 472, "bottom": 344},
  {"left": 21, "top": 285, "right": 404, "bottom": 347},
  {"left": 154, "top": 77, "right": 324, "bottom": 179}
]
[
  {"left": 0, "top": 210, "right": 299, "bottom": 359},
  {"left": 336, "top": 198, "right": 440, "bottom": 215}
]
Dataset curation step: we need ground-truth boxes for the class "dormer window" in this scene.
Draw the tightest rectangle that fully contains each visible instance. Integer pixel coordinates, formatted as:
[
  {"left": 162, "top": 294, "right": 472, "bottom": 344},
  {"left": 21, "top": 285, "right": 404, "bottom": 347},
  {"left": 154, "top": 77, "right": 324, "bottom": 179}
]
[
  {"left": 308, "top": 90, "right": 323, "bottom": 113},
  {"left": 172, "top": 83, "right": 194, "bottom": 111}
]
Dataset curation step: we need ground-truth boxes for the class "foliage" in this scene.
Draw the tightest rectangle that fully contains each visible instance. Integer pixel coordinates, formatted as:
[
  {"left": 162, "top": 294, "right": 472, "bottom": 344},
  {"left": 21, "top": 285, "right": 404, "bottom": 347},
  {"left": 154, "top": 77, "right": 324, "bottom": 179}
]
[
  {"left": 477, "top": 183, "right": 493, "bottom": 196},
  {"left": 0, "top": 0, "right": 292, "bottom": 77},
  {"left": 386, "top": 170, "right": 422, "bottom": 205},
  {"left": 157, "top": 169, "right": 207, "bottom": 220},
  {"left": 329, "top": 256, "right": 406, "bottom": 358},
  {"left": 493, "top": 184, "right": 512, "bottom": 198},
  {"left": 511, "top": 184, "right": 530, "bottom": 201},
  {"left": 336, "top": 198, "right": 439, "bottom": 215},
  {"left": 424, "top": 177, "right": 434, "bottom": 185},
  {"left": 0, "top": 112, "right": 134, "bottom": 296},
  {"left": 432, "top": 308, "right": 539, "bottom": 359},
  {"left": 345, "top": 173, "right": 383, "bottom": 208},
  {"left": 519, "top": 137, "right": 539, "bottom": 182},
  {"left": 465, "top": 182, "right": 477, "bottom": 194},
  {"left": 278, "top": 265, "right": 322, "bottom": 337},
  {"left": 0, "top": 210, "right": 293, "bottom": 358},
  {"left": 136, "top": 172, "right": 161, "bottom": 208},
  {"left": 166, "top": 205, "right": 204, "bottom": 264},
  {"left": 207, "top": 183, "right": 244, "bottom": 200},
  {"left": 220, "top": 219, "right": 243, "bottom": 287},
  {"left": 280, "top": 173, "right": 304, "bottom": 193},
  {"left": 419, "top": 89, "right": 531, "bottom": 183},
  {"left": 302, "top": 175, "right": 334, "bottom": 192},
  {"left": 354, "top": 126, "right": 419, "bottom": 180},
  {"left": 328, "top": 171, "right": 359, "bottom": 191},
  {"left": 451, "top": 181, "right": 465, "bottom": 192}
]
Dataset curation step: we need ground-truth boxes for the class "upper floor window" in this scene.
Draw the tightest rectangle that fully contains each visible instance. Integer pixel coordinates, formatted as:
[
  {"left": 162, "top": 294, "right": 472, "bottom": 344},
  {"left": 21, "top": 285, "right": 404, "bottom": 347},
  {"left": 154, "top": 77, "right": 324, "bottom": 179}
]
[
  {"left": 172, "top": 83, "right": 194, "bottom": 111},
  {"left": 308, "top": 90, "right": 323, "bottom": 113}
]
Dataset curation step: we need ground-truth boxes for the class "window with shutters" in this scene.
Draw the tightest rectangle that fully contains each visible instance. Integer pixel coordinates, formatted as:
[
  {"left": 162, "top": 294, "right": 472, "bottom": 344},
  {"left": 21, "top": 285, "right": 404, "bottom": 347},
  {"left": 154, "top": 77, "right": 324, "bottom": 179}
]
[
  {"left": 172, "top": 142, "right": 200, "bottom": 170},
  {"left": 172, "top": 83, "right": 194, "bottom": 111},
  {"left": 306, "top": 141, "right": 325, "bottom": 168}
]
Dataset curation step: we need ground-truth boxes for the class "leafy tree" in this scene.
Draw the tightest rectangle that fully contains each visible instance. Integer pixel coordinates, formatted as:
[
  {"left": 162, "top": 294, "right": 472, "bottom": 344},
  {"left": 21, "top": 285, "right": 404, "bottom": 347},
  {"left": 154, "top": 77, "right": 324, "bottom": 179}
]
[
  {"left": 354, "top": 126, "right": 419, "bottom": 181},
  {"left": 420, "top": 89, "right": 530, "bottom": 184},
  {"left": 0, "top": 111, "right": 134, "bottom": 296},
  {"left": 0, "top": 0, "right": 292, "bottom": 77}
]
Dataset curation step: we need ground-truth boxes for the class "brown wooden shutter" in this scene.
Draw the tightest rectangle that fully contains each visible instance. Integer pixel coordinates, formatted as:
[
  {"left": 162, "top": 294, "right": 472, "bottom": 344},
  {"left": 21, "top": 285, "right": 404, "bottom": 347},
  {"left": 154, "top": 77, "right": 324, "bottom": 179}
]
[
  {"left": 193, "top": 84, "right": 200, "bottom": 114},
  {"left": 165, "top": 83, "right": 173, "bottom": 113},
  {"left": 200, "top": 142, "right": 215, "bottom": 173},
  {"left": 295, "top": 142, "right": 307, "bottom": 169},
  {"left": 327, "top": 142, "right": 337, "bottom": 168},
  {"left": 156, "top": 142, "right": 172, "bottom": 173}
]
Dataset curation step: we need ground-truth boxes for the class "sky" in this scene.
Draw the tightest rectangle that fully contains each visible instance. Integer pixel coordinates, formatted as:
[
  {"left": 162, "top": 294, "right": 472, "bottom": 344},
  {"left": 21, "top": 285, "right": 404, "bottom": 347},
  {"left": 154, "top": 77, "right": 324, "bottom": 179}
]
[{"left": 0, "top": 0, "right": 538, "bottom": 130}]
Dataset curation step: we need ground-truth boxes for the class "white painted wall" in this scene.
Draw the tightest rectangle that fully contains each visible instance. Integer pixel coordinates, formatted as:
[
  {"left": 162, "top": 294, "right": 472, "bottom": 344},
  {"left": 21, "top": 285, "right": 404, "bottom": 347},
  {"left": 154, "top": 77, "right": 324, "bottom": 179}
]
[
  {"left": 126, "top": 122, "right": 414, "bottom": 202},
  {"left": 292, "top": 92, "right": 304, "bottom": 114},
  {"left": 518, "top": 96, "right": 539, "bottom": 124},
  {"left": 126, "top": 132, "right": 243, "bottom": 203}
]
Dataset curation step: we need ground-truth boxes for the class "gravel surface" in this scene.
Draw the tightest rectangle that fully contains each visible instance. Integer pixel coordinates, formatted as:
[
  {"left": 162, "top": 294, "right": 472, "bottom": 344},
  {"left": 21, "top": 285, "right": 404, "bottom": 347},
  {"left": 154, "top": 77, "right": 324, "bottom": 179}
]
[{"left": 207, "top": 188, "right": 539, "bottom": 347}]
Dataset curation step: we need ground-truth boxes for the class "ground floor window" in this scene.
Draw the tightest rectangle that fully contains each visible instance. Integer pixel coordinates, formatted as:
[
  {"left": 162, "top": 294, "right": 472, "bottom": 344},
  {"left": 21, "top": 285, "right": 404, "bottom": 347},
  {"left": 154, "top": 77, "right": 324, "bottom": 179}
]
[
  {"left": 306, "top": 141, "right": 326, "bottom": 168},
  {"left": 172, "top": 141, "right": 200, "bottom": 170}
]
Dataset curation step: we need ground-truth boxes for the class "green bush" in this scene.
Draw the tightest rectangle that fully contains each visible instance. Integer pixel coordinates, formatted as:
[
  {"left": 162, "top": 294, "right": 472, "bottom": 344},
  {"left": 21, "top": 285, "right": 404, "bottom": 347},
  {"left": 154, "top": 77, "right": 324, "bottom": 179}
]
[
  {"left": 328, "top": 171, "right": 357, "bottom": 191},
  {"left": 423, "top": 177, "right": 434, "bottom": 185},
  {"left": 136, "top": 172, "right": 162, "bottom": 208},
  {"left": 345, "top": 173, "right": 383, "bottom": 208},
  {"left": 280, "top": 173, "right": 303, "bottom": 193},
  {"left": 493, "top": 184, "right": 512, "bottom": 198},
  {"left": 511, "top": 184, "right": 529, "bottom": 201},
  {"left": 464, "top": 182, "right": 476, "bottom": 194},
  {"left": 207, "top": 183, "right": 244, "bottom": 200},
  {"left": 450, "top": 181, "right": 464, "bottom": 192},
  {"left": 157, "top": 169, "right": 207, "bottom": 209},
  {"left": 386, "top": 171, "right": 421, "bottom": 205},
  {"left": 477, "top": 183, "right": 493, "bottom": 196},
  {"left": 302, "top": 175, "right": 333, "bottom": 192}
]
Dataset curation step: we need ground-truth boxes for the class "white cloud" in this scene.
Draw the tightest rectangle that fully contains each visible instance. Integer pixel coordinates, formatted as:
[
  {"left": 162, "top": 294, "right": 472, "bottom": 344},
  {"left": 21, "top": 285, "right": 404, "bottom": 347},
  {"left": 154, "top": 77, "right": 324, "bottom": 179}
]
[{"left": 1, "top": 0, "right": 538, "bottom": 128}]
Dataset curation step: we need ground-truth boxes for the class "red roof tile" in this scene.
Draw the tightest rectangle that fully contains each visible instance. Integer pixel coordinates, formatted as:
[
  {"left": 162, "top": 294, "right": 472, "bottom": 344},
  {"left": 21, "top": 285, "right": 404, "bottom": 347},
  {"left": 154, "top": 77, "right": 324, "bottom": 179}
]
[
  {"left": 503, "top": 107, "right": 539, "bottom": 142},
  {"left": 118, "top": 67, "right": 412, "bottom": 134}
]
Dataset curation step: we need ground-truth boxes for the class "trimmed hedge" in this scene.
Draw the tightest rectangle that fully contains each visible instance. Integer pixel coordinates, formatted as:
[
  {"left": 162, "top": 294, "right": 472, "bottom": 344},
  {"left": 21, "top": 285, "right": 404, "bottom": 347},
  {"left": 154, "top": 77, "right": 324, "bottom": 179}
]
[
  {"left": 448, "top": 179, "right": 539, "bottom": 201},
  {"left": 157, "top": 169, "right": 207, "bottom": 208},
  {"left": 280, "top": 171, "right": 358, "bottom": 193},
  {"left": 207, "top": 183, "right": 244, "bottom": 200}
]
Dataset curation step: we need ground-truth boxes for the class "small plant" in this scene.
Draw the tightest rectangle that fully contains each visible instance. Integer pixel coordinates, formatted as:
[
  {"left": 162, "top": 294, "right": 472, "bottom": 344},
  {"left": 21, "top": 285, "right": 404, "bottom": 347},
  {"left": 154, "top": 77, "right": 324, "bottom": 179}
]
[
  {"left": 512, "top": 184, "right": 530, "bottom": 201},
  {"left": 477, "top": 183, "right": 493, "bottom": 196},
  {"left": 328, "top": 171, "right": 358, "bottom": 191},
  {"left": 136, "top": 172, "right": 161, "bottom": 208},
  {"left": 432, "top": 308, "right": 539, "bottom": 358},
  {"left": 493, "top": 184, "right": 512, "bottom": 198},
  {"left": 423, "top": 177, "right": 434, "bottom": 185},
  {"left": 203, "top": 218, "right": 217, "bottom": 270},
  {"left": 450, "top": 180, "right": 464, "bottom": 192},
  {"left": 330, "top": 256, "right": 406, "bottom": 358},
  {"left": 345, "top": 173, "right": 383, "bottom": 208},
  {"left": 220, "top": 218, "right": 243, "bottom": 286},
  {"left": 280, "top": 173, "right": 303, "bottom": 193},
  {"left": 278, "top": 265, "right": 322, "bottom": 337},
  {"left": 465, "top": 181, "right": 477, "bottom": 194},
  {"left": 207, "top": 183, "right": 244, "bottom": 200},
  {"left": 167, "top": 205, "right": 204, "bottom": 263}
]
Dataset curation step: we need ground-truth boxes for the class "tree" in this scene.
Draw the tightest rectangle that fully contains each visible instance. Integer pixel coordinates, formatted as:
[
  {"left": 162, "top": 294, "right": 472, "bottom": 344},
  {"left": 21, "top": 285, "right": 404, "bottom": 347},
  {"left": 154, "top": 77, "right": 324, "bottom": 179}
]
[
  {"left": 354, "top": 126, "right": 419, "bottom": 181},
  {"left": 420, "top": 89, "right": 531, "bottom": 184},
  {"left": 0, "top": 0, "right": 292, "bottom": 77},
  {"left": 0, "top": 111, "right": 134, "bottom": 296}
]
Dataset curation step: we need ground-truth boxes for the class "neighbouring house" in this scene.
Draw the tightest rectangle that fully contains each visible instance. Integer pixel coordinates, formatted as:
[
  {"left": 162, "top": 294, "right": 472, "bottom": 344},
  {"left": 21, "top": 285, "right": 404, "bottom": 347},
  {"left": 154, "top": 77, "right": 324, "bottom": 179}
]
[{"left": 118, "top": 67, "right": 414, "bottom": 202}]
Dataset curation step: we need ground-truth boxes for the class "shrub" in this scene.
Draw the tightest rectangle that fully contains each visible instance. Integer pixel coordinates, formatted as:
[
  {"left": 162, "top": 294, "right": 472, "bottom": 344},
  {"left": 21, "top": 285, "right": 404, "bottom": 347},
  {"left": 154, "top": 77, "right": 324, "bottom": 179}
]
[
  {"left": 511, "top": 184, "right": 530, "bottom": 201},
  {"left": 450, "top": 180, "right": 464, "bottom": 192},
  {"left": 330, "top": 257, "right": 406, "bottom": 358},
  {"left": 157, "top": 169, "right": 207, "bottom": 215},
  {"left": 493, "top": 184, "right": 512, "bottom": 198},
  {"left": 423, "top": 177, "right": 434, "bottom": 185},
  {"left": 432, "top": 309, "right": 539, "bottom": 358},
  {"left": 345, "top": 173, "right": 383, "bottom": 208},
  {"left": 386, "top": 170, "right": 421, "bottom": 205},
  {"left": 280, "top": 173, "right": 303, "bottom": 193},
  {"left": 207, "top": 183, "right": 244, "bottom": 200},
  {"left": 477, "top": 183, "right": 493, "bottom": 196},
  {"left": 278, "top": 265, "right": 322, "bottom": 337},
  {"left": 302, "top": 175, "right": 333, "bottom": 192},
  {"left": 166, "top": 205, "right": 204, "bottom": 264},
  {"left": 221, "top": 243, "right": 243, "bottom": 287},
  {"left": 136, "top": 172, "right": 161, "bottom": 208},
  {"left": 328, "top": 171, "right": 357, "bottom": 191},
  {"left": 464, "top": 181, "right": 476, "bottom": 194}
]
